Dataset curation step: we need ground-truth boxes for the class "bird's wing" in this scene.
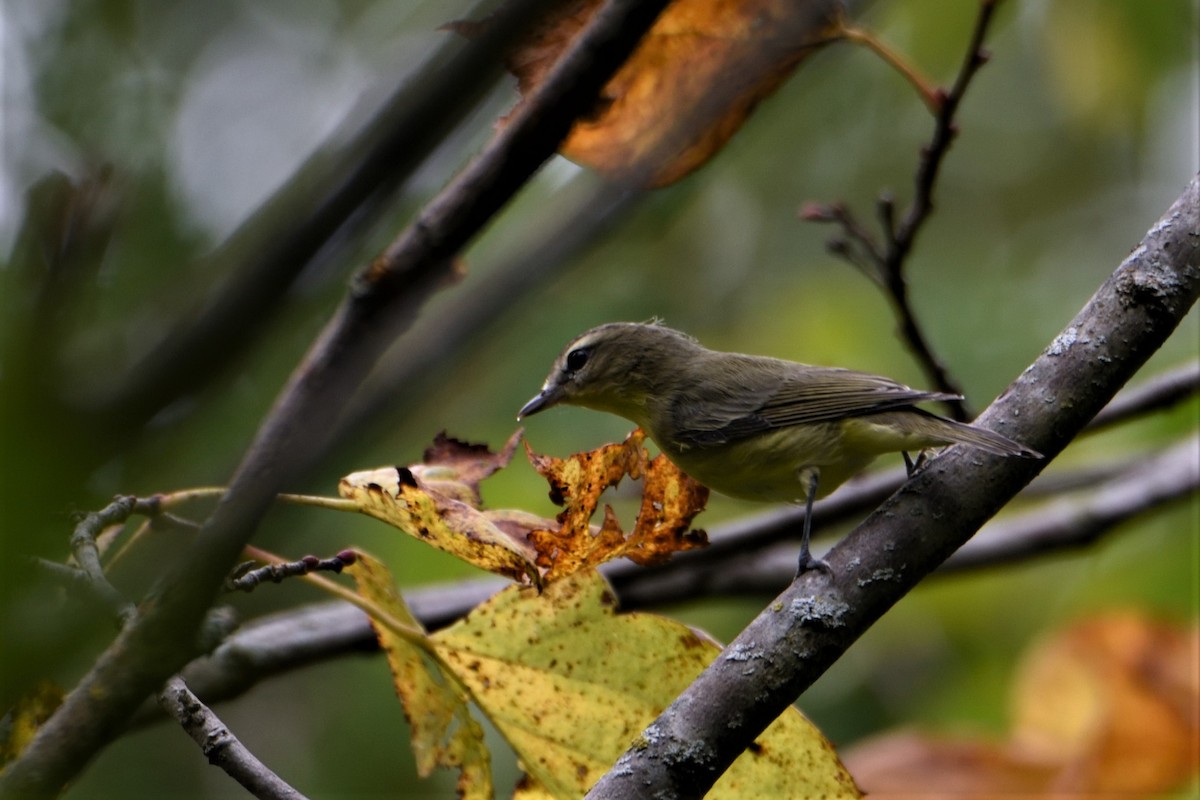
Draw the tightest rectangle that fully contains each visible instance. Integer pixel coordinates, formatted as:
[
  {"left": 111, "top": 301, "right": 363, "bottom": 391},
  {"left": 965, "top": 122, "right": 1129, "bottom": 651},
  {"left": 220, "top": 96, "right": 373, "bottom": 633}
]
[{"left": 672, "top": 360, "right": 959, "bottom": 447}]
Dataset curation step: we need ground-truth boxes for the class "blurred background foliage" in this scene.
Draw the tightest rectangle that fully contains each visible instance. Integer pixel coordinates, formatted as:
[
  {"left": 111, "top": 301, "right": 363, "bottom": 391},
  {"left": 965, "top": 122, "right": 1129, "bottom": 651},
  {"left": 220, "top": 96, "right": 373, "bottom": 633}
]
[{"left": 1, "top": 0, "right": 1196, "bottom": 796}]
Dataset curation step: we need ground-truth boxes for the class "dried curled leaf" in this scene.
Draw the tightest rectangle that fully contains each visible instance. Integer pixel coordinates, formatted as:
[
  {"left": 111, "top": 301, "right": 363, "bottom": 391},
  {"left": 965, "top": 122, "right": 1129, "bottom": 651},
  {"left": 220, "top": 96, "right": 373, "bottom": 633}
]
[
  {"left": 525, "top": 429, "right": 708, "bottom": 582},
  {"left": 340, "top": 429, "right": 706, "bottom": 587},
  {"left": 455, "top": 0, "right": 842, "bottom": 186},
  {"left": 339, "top": 430, "right": 545, "bottom": 587},
  {"left": 418, "top": 430, "right": 522, "bottom": 506}
]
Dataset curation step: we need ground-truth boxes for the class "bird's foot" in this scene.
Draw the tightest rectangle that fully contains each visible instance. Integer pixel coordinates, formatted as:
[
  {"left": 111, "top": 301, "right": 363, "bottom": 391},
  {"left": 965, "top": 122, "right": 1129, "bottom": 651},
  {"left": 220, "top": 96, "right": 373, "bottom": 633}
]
[
  {"left": 903, "top": 450, "right": 931, "bottom": 478},
  {"left": 795, "top": 550, "right": 833, "bottom": 579}
]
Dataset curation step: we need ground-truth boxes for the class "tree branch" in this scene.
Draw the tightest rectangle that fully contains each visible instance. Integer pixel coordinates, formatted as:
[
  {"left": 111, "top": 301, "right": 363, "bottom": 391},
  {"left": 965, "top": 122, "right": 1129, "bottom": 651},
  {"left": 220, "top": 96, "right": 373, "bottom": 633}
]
[
  {"left": 337, "top": 182, "right": 640, "bottom": 446},
  {"left": 158, "top": 676, "right": 308, "bottom": 800},
  {"left": 96, "top": 353, "right": 1200, "bottom": 730},
  {"left": 1087, "top": 359, "right": 1200, "bottom": 431},
  {"left": 130, "top": 425, "right": 1193, "bottom": 726},
  {"left": 943, "top": 434, "right": 1199, "bottom": 571},
  {"left": 584, "top": 176, "right": 1200, "bottom": 798}
]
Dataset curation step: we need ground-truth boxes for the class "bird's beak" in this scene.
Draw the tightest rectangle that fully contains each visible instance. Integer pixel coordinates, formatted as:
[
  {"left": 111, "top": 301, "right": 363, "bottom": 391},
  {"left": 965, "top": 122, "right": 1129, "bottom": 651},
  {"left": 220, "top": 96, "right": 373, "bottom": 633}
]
[{"left": 517, "top": 385, "right": 562, "bottom": 420}]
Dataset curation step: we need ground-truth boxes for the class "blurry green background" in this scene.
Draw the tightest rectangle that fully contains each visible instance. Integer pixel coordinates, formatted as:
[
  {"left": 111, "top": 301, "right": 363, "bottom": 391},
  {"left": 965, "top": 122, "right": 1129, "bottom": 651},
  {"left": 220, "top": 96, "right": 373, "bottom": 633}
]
[{"left": 1, "top": 0, "right": 1197, "bottom": 797}]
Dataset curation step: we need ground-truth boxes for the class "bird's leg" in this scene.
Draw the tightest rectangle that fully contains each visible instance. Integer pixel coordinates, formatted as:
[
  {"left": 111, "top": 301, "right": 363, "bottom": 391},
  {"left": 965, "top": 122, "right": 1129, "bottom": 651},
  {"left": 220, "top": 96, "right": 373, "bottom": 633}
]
[
  {"left": 796, "top": 468, "right": 832, "bottom": 577},
  {"left": 902, "top": 450, "right": 929, "bottom": 478}
]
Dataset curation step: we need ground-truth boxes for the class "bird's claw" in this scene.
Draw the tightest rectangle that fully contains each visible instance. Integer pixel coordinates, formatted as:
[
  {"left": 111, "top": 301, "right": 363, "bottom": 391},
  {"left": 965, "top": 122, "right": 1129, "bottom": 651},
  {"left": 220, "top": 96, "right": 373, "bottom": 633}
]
[{"left": 795, "top": 551, "right": 833, "bottom": 579}]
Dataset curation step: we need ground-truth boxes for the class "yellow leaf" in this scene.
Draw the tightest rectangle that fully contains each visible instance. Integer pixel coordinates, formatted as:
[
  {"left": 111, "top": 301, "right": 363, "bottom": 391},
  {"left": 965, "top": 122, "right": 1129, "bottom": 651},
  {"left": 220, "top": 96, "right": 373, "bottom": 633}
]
[
  {"left": 346, "top": 553, "right": 491, "bottom": 799},
  {"left": 0, "top": 681, "right": 64, "bottom": 766},
  {"left": 433, "top": 570, "right": 859, "bottom": 798}
]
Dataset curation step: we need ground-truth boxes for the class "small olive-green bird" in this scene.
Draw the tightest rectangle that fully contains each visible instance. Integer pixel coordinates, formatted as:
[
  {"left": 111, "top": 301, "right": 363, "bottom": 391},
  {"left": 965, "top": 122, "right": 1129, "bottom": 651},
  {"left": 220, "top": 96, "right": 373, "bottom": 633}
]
[{"left": 518, "top": 321, "right": 1040, "bottom": 573}]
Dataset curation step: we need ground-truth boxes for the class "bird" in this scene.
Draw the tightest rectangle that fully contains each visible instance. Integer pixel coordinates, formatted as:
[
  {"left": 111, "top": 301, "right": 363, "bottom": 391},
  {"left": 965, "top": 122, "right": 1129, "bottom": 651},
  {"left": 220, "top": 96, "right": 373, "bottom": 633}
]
[{"left": 518, "top": 321, "right": 1041, "bottom": 573}]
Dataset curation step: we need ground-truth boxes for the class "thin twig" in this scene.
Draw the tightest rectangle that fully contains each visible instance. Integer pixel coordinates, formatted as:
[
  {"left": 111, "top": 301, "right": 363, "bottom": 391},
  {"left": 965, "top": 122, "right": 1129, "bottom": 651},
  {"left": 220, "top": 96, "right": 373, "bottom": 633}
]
[
  {"left": 29, "top": 559, "right": 132, "bottom": 622},
  {"left": 877, "top": 2, "right": 1002, "bottom": 416},
  {"left": 66, "top": 495, "right": 164, "bottom": 624},
  {"left": 943, "top": 434, "right": 1199, "bottom": 570},
  {"left": 225, "top": 551, "right": 358, "bottom": 593},
  {"left": 158, "top": 676, "right": 308, "bottom": 800},
  {"left": 805, "top": 0, "right": 1006, "bottom": 419},
  {"left": 836, "top": 25, "right": 940, "bottom": 111}
]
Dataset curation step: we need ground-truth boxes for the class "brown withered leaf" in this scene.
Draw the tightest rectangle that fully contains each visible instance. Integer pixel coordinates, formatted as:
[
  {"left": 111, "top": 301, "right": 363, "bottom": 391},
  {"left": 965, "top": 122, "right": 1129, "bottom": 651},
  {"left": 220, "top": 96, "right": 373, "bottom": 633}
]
[
  {"left": 843, "top": 613, "right": 1200, "bottom": 799},
  {"left": 525, "top": 429, "right": 708, "bottom": 581},
  {"left": 456, "top": 0, "right": 842, "bottom": 186},
  {"left": 622, "top": 450, "right": 710, "bottom": 565},
  {"left": 415, "top": 429, "right": 523, "bottom": 506}
]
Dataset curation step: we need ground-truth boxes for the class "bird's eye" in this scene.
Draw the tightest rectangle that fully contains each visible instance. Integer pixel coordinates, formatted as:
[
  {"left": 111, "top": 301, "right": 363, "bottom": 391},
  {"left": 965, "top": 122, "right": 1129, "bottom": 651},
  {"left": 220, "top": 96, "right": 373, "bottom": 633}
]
[{"left": 565, "top": 347, "right": 589, "bottom": 372}]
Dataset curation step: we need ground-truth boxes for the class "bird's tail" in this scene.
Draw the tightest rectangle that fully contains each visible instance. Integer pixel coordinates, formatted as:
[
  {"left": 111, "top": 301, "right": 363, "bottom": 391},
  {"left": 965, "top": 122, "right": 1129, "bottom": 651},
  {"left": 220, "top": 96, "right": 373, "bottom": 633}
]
[{"left": 914, "top": 410, "right": 1042, "bottom": 459}]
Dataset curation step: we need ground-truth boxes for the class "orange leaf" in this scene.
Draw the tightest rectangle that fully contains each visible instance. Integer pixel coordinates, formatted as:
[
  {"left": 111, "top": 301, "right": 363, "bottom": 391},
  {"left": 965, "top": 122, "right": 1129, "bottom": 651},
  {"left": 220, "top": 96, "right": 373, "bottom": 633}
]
[
  {"left": 623, "top": 452, "right": 709, "bottom": 565},
  {"left": 1010, "top": 613, "right": 1200, "bottom": 795},
  {"left": 457, "top": 0, "right": 842, "bottom": 186},
  {"left": 525, "top": 429, "right": 708, "bottom": 581},
  {"left": 843, "top": 613, "right": 1200, "bottom": 799}
]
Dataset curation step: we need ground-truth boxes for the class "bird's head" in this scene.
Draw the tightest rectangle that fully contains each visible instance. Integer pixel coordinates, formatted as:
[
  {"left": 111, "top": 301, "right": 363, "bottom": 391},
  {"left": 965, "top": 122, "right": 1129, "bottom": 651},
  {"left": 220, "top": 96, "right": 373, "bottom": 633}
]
[{"left": 517, "top": 321, "right": 699, "bottom": 423}]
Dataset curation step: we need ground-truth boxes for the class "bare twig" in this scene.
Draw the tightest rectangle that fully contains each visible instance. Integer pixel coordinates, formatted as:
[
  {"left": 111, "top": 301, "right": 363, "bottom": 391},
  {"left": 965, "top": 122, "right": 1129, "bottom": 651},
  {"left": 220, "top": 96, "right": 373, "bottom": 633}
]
[
  {"left": 585, "top": 176, "right": 1200, "bottom": 799},
  {"left": 226, "top": 551, "right": 358, "bottom": 593},
  {"left": 804, "top": 0, "right": 1006, "bottom": 418},
  {"left": 0, "top": 3, "right": 677, "bottom": 796},
  {"left": 158, "top": 676, "right": 308, "bottom": 800},
  {"left": 65, "top": 495, "right": 166, "bottom": 624},
  {"left": 835, "top": 24, "right": 940, "bottom": 111},
  {"left": 29, "top": 559, "right": 132, "bottom": 623}
]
